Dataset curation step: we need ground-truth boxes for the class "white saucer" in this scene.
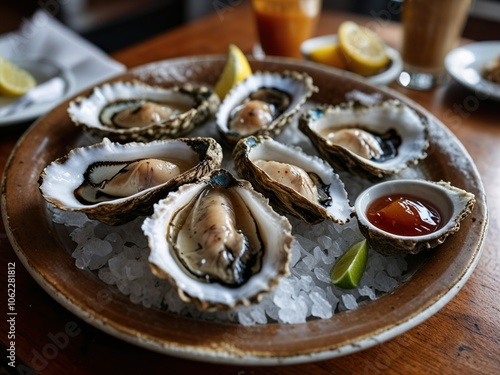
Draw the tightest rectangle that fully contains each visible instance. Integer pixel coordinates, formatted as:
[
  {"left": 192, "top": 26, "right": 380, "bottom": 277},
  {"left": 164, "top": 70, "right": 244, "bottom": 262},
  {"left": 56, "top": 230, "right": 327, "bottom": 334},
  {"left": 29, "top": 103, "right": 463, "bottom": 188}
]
[
  {"left": 300, "top": 34, "right": 403, "bottom": 86},
  {"left": 445, "top": 41, "right": 500, "bottom": 101},
  {"left": 0, "top": 59, "right": 75, "bottom": 127}
]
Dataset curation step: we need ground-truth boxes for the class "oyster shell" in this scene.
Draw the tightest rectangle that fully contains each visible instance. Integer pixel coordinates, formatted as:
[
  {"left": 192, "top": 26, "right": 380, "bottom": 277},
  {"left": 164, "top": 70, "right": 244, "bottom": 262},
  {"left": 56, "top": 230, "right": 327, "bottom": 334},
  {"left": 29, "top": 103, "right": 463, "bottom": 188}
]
[
  {"left": 142, "top": 169, "right": 293, "bottom": 311},
  {"left": 299, "top": 100, "right": 429, "bottom": 178},
  {"left": 355, "top": 180, "right": 476, "bottom": 256},
  {"left": 68, "top": 80, "right": 220, "bottom": 142},
  {"left": 216, "top": 71, "right": 316, "bottom": 146},
  {"left": 233, "top": 136, "right": 352, "bottom": 224},
  {"left": 38, "top": 137, "right": 222, "bottom": 225}
]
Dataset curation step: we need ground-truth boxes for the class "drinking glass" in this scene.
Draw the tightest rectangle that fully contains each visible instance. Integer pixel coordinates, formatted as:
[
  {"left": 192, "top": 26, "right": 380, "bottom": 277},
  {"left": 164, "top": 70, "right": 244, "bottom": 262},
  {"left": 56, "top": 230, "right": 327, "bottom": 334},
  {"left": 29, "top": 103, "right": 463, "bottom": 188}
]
[
  {"left": 251, "top": 0, "right": 322, "bottom": 59},
  {"left": 398, "top": 0, "right": 472, "bottom": 90}
]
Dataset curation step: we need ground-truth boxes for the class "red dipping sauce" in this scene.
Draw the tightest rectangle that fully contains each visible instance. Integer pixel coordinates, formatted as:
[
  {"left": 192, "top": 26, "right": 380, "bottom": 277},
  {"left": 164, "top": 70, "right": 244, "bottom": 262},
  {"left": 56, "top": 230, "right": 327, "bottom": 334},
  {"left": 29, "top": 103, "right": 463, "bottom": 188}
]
[{"left": 367, "top": 194, "right": 442, "bottom": 236}]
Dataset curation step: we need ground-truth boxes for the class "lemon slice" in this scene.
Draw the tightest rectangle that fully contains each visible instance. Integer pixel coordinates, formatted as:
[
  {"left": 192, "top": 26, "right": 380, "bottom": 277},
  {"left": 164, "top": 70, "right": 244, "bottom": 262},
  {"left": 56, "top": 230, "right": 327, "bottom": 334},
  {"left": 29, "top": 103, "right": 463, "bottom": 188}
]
[
  {"left": 308, "top": 43, "right": 347, "bottom": 70},
  {"left": 330, "top": 239, "right": 368, "bottom": 289},
  {"left": 214, "top": 44, "right": 252, "bottom": 99},
  {"left": 0, "top": 57, "right": 36, "bottom": 96},
  {"left": 338, "top": 21, "right": 390, "bottom": 76}
]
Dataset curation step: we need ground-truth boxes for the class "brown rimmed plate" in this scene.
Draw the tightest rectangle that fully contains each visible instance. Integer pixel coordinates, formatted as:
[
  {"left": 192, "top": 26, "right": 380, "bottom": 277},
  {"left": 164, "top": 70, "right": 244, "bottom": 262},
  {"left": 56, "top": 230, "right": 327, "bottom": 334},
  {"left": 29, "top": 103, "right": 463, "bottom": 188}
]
[{"left": 1, "top": 56, "right": 488, "bottom": 365}]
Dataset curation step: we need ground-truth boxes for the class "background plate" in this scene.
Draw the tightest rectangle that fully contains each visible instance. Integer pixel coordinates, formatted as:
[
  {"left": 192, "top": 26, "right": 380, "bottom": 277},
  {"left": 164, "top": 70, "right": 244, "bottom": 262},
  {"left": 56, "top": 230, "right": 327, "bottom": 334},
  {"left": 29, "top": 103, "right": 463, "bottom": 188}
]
[
  {"left": 1, "top": 56, "right": 487, "bottom": 365},
  {"left": 445, "top": 41, "right": 500, "bottom": 101},
  {"left": 0, "top": 59, "right": 75, "bottom": 127},
  {"left": 300, "top": 34, "right": 403, "bottom": 86}
]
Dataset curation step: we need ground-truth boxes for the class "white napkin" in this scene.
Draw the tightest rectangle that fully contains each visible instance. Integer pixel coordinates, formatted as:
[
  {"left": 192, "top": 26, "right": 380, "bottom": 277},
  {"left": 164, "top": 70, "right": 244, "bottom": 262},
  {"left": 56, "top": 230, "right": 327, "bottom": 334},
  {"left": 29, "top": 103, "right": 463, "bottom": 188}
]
[{"left": 0, "top": 9, "right": 126, "bottom": 93}]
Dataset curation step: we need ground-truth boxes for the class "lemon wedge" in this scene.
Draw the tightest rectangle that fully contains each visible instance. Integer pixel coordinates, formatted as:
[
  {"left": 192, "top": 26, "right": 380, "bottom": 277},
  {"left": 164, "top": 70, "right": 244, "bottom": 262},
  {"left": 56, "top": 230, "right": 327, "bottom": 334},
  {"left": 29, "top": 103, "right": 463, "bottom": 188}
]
[
  {"left": 214, "top": 44, "right": 252, "bottom": 99},
  {"left": 330, "top": 239, "right": 368, "bottom": 289},
  {"left": 0, "top": 57, "right": 36, "bottom": 96},
  {"left": 338, "top": 21, "right": 390, "bottom": 76},
  {"left": 308, "top": 43, "right": 348, "bottom": 70}
]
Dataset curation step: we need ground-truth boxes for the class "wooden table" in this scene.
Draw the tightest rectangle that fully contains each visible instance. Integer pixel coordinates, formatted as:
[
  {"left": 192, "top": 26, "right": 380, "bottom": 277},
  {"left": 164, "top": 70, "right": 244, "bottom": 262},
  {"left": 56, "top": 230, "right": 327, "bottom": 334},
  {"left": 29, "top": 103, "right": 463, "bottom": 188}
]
[{"left": 1, "top": 2, "right": 499, "bottom": 374}]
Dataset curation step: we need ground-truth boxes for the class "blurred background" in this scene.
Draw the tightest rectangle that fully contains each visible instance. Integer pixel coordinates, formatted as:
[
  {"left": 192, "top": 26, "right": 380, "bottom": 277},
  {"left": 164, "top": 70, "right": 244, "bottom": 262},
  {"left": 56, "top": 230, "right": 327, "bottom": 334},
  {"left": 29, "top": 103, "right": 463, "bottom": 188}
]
[{"left": 1, "top": 0, "right": 499, "bottom": 53}]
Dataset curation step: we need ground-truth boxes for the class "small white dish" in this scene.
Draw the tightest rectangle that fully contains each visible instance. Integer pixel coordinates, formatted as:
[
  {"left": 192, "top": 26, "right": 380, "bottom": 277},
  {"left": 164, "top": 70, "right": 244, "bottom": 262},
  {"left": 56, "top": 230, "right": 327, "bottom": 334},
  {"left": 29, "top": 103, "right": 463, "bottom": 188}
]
[
  {"left": 0, "top": 59, "right": 75, "bottom": 127},
  {"left": 354, "top": 179, "right": 475, "bottom": 256},
  {"left": 301, "top": 34, "right": 403, "bottom": 86},
  {"left": 445, "top": 41, "right": 500, "bottom": 101}
]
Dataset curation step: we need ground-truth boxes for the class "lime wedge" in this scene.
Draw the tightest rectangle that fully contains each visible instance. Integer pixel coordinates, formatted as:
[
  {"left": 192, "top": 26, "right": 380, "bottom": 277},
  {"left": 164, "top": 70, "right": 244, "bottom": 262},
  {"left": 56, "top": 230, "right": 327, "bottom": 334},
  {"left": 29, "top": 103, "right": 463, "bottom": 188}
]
[{"left": 330, "top": 239, "right": 368, "bottom": 289}]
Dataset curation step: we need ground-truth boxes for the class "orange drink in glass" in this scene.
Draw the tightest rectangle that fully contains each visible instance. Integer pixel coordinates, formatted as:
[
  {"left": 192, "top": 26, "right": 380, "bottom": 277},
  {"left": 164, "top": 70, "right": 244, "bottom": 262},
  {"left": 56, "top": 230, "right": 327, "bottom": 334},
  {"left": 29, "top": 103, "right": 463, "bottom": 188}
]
[{"left": 252, "top": 0, "right": 322, "bottom": 59}]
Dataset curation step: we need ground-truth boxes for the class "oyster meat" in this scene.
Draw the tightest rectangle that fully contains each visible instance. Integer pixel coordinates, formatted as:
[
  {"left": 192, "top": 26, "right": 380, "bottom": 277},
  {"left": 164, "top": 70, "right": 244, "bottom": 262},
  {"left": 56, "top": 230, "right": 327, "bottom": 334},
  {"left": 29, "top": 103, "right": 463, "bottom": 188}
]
[
  {"left": 99, "top": 100, "right": 192, "bottom": 129},
  {"left": 39, "top": 137, "right": 223, "bottom": 225},
  {"left": 228, "top": 87, "right": 291, "bottom": 136},
  {"left": 299, "top": 100, "right": 429, "bottom": 178},
  {"left": 216, "top": 71, "right": 316, "bottom": 146},
  {"left": 233, "top": 136, "right": 352, "bottom": 224},
  {"left": 142, "top": 169, "right": 293, "bottom": 311},
  {"left": 74, "top": 158, "right": 188, "bottom": 204},
  {"left": 68, "top": 80, "right": 220, "bottom": 142}
]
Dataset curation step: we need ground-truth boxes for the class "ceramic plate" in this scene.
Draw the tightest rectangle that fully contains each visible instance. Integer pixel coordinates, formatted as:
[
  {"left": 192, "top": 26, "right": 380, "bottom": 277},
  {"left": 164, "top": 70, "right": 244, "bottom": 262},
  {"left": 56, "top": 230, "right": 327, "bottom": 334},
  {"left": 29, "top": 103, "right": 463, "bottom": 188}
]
[
  {"left": 0, "top": 59, "right": 75, "bottom": 127},
  {"left": 445, "top": 41, "right": 500, "bottom": 101},
  {"left": 1, "top": 56, "right": 487, "bottom": 365},
  {"left": 300, "top": 34, "right": 403, "bottom": 86}
]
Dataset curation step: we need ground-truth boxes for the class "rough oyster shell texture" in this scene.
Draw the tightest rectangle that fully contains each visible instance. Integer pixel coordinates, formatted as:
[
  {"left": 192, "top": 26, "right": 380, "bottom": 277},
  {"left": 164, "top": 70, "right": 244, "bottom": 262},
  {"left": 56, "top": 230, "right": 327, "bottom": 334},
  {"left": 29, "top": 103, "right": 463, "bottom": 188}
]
[
  {"left": 142, "top": 169, "right": 293, "bottom": 311},
  {"left": 38, "top": 137, "right": 222, "bottom": 225},
  {"left": 299, "top": 99, "right": 430, "bottom": 178},
  {"left": 233, "top": 135, "right": 352, "bottom": 225},
  {"left": 67, "top": 80, "right": 219, "bottom": 142},
  {"left": 216, "top": 71, "right": 316, "bottom": 146}
]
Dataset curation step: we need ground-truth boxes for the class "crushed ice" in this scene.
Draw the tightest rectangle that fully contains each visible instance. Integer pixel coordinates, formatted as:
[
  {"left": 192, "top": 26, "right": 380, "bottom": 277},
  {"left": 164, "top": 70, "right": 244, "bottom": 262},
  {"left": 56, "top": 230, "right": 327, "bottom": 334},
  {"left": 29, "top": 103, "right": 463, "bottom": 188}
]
[{"left": 50, "top": 203, "right": 408, "bottom": 326}]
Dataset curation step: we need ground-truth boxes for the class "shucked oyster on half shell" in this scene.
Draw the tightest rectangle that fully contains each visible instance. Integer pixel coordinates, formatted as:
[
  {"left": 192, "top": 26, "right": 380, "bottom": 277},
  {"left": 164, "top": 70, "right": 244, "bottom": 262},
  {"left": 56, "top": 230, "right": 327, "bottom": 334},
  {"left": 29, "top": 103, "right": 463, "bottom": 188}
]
[
  {"left": 67, "top": 80, "right": 220, "bottom": 142},
  {"left": 299, "top": 100, "right": 430, "bottom": 178},
  {"left": 142, "top": 169, "right": 293, "bottom": 311},
  {"left": 233, "top": 136, "right": 352, "bottom": 225},
  {"left": 38, "top": 137, "right": 223, "bottom": 226},
  {"left": 216, "top": 71, "right": 316, "bottom": 146}
]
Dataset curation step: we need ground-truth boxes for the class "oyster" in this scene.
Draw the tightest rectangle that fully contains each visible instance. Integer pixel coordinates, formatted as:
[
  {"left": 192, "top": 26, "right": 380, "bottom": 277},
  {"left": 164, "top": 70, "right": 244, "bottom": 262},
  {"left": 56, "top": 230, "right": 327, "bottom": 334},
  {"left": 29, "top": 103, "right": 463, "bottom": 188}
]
[
  {"left": 355, "top": 179, "right": 476, "bottom": 256},
  {"left": 216, "top": 71, "right": 316, "bottom": 146},
  {"left": 142, "top": 169, "right": 293, "bottom": 311},
  {"left": 233, "top": 136, "right": 352, "bottom": 224},
  {"left": 38, "top": 137, "right": 222, "bottom": 225},
  {"left": 68, "top": 80, "right": 220, "bottom": 142},
  {"left": 299, "top": 100, "right": 429, "bottom": 178}
]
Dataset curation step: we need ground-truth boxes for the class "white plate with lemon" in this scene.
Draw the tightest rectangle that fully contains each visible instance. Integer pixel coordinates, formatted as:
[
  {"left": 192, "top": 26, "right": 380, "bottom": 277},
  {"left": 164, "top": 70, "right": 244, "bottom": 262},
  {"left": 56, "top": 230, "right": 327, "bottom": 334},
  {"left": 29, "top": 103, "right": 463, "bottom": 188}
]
[
  {"left": 0, "top": 57, "right": 74, "bottom": 127},
  {"left": 301, "top": 22, "right": 403, "bottom": 86}
]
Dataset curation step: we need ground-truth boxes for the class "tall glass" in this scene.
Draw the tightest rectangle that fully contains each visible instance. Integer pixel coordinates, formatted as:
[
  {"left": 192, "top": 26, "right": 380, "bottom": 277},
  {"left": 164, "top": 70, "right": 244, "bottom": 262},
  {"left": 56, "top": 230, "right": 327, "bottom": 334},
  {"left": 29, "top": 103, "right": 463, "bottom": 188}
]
[
  {"left": 251, "top": 0, "right": 322, "bottom": 59},
  {"left": 398, "top": 0, "right": 472, "bottom": 90}
]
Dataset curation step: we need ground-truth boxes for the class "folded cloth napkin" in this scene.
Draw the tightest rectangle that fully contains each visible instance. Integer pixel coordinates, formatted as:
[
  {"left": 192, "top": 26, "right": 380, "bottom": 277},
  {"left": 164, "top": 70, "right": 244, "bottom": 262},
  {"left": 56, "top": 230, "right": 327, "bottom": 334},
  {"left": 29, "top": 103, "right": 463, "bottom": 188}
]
[{"left": 0, "top": 9, "right": 126, "bottom": 94}]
